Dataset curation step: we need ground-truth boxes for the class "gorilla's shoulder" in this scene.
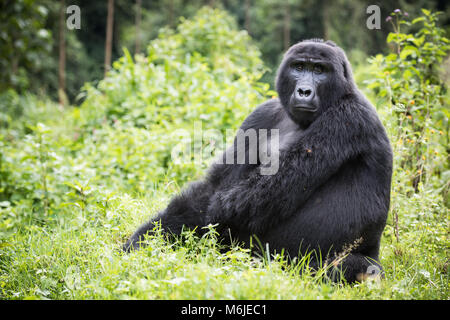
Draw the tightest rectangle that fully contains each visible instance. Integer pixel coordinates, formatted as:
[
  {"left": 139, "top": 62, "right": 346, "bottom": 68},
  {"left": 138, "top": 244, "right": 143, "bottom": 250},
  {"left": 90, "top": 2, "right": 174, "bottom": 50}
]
[
  {"left": 353, "top": 93, "right": 384, "bottom": 125},
  {"left": 348, "top": 93, "right": 391, "bottom": 145},
  {"left": 240, "top": 98, "right": 284, "bottom": 130}
]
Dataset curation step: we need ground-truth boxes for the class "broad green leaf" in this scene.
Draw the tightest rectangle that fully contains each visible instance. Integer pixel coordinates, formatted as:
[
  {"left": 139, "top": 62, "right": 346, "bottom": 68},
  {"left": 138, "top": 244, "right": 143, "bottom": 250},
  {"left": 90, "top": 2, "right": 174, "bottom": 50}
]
[{"left": 400, "top": 46, "right": 419, "bottom": 59}]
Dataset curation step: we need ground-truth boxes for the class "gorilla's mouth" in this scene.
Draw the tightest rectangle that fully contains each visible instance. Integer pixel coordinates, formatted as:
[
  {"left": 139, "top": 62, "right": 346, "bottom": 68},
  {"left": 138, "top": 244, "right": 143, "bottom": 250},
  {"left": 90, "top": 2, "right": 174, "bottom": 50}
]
[{"left": 293, "top": 104, "right": 318, "bottom": 112}]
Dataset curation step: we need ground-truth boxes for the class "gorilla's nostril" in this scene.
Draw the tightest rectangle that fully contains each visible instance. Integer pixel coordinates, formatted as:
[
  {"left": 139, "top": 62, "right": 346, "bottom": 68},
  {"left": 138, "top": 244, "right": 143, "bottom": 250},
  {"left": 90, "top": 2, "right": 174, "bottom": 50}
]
[{"left": 298, "top": 88, "right": 312, "bottom": 97}]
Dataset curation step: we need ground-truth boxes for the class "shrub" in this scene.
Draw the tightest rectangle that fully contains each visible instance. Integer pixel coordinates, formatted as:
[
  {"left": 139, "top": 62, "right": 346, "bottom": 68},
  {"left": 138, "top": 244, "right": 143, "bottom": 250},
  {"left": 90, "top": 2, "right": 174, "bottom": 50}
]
[
  {"left": 367, "top": 9, "right": 449, "bottom": 195},
  {"left": 364, "top": 9, "right": 449, "bottom": 247},
  {"left": 76, "top": 7, "right": 273, "bottom": 189}
]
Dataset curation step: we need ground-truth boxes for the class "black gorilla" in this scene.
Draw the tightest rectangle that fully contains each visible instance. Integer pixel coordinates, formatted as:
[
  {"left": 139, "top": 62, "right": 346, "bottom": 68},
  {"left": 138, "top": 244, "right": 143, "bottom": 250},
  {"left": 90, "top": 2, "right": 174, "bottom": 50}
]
[{"left": 124, "top": 39, "right": 393, "bottom": 283}]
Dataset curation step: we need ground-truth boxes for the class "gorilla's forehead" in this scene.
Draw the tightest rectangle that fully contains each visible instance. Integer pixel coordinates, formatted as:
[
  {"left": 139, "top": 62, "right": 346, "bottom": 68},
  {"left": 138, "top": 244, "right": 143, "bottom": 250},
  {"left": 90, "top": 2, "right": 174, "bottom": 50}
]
[{"left": 286, "top": 42, "right": 339, "bottom": 62}]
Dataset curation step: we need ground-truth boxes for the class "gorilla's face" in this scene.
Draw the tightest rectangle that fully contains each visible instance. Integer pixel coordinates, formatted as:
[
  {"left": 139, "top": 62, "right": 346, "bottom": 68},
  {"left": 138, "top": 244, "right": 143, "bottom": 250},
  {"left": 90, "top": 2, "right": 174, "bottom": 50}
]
[
  {"left": 276, "top": 39, "right": 355, "bottom": 127},
  {"left": 287, "top": 58, "right": 327, "bottom": 114}
]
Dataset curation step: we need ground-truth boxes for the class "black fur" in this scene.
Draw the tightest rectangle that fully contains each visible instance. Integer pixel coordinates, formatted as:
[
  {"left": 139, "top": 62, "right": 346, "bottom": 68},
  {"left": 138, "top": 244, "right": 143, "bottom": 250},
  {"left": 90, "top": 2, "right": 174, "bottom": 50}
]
[{"left": 124, "top": 40, "right": 393, "bottom": 283}]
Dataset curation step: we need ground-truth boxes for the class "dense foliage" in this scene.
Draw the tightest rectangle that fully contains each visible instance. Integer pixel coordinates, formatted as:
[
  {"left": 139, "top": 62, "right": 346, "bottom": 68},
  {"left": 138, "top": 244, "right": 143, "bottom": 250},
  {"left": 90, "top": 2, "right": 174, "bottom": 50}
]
[
  {"left": 0, "top": 0, "right": 52, "bottom": 91},
  {"left": 0, "top": 8, "right": 448, "bottom": 299},
  {"left": 1, "top": 0, "right": 448, "bottom": 101},
  {"left": 366, "top": 9, "right": 450, "bottom": 241}
]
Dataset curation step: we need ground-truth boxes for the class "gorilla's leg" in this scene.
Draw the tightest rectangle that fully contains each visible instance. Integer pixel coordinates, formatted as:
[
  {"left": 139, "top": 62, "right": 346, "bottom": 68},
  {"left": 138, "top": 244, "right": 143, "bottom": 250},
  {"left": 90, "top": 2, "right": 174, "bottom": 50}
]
[
  {"left": 123, "top": 181, "right": 213, "bottom": 252},
  {"left": 328, "top": 253, "right": 383, "bottom": 283}
]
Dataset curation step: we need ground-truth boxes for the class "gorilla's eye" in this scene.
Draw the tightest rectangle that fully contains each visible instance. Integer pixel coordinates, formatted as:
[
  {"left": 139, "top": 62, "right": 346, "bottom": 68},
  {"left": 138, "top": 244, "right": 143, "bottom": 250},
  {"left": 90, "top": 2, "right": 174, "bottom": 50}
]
[
  {"left": 295, "top": 63, "right": 305, "bottom": 71},
  {"left": 313, "top": 65, "right": 323, "bottom": 74}
]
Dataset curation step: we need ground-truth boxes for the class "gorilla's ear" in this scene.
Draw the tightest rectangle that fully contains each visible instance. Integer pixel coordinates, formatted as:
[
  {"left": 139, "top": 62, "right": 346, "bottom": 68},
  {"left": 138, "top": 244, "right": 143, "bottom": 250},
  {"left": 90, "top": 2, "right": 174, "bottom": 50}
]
[
  {"left": 325, "top": 41, "right": 353, "bottom": 85},
  {"left": 337, "top": 48, "right": 355, "bottom": 86},
  {"left": 342, "top": 59, "right": 351, "bottom": 81},
  {"left": 342, "top": 59, "right": 355, "bottom": 86}
]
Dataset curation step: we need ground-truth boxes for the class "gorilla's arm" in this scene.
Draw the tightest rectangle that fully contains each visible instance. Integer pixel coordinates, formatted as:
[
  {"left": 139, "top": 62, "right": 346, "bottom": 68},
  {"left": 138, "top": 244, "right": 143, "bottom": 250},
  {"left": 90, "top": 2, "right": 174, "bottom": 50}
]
[{"left": 207, "top": 99, "right": 386, "bottom": 234}]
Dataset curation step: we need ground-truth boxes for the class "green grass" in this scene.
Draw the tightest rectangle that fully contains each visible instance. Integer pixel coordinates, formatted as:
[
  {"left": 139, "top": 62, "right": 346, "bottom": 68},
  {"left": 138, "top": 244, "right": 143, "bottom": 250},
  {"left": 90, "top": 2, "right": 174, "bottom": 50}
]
[{"left": 1, "top": 180, "right": 448, "bottom": 299}]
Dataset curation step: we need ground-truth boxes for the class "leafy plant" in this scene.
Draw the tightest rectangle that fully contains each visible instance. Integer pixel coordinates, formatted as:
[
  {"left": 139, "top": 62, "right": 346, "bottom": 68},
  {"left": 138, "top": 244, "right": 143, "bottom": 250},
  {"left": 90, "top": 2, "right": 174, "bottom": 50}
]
[
  {"left": 77, "top": 7, "right": 274, "bottom": 187},
  {"left": 0, "top": 0, "right": 52, "bottom": 92},
  {"left": 367, "top": 9, "right": 449, "bottom": 196}
]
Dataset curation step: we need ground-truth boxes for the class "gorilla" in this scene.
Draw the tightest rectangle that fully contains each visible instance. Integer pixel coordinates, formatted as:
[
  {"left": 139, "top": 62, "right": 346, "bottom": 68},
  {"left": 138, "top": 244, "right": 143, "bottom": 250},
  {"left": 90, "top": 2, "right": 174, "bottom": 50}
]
[{"left": 124, "top": 39, "right": 393, "bottom": 283}]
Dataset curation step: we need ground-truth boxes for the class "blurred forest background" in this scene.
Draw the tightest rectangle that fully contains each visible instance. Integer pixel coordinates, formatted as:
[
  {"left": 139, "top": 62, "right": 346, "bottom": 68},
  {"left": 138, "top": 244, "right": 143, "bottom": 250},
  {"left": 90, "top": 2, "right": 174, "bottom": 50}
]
[
  {"left": 1, "top": 0, "right": 449, "bottom": 103},
  {"left": 0, "top": 0, "right": 449, "bottom": 299}
]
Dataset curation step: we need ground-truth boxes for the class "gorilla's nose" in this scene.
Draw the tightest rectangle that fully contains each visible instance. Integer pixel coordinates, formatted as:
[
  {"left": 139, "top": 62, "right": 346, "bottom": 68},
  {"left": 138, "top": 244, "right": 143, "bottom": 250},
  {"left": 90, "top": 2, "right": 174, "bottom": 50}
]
[
  {"left": 295, "top": 85, "right": 315, "bottom": 103},
  {"left": 298, "top": 86, "right": 313, "bottom": 97}
]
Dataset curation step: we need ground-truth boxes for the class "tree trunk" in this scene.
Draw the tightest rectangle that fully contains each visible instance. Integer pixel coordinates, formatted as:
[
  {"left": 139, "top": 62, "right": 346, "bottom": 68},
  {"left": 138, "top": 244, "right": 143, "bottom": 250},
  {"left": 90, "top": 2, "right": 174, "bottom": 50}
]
[
  {"left": 104, "top": 0, "right": 114, "bottom": 76},
  {"left": 135, "top": 0, "right": 142, "bottom": 54},
  {"left": 168, "top": 0, "right": 174, "bottom": 27},
  {"left": 283, "top": 0, "right": 291, "bottom": 51},
  {"left": 58, "top": 0, "right": 66, "bottom": 106},
  {"left": 323, "top": 0, "right": 330, "bottom": 40},
  {"left": 245, "top": 0, "right": 251, "bottom": 34}
]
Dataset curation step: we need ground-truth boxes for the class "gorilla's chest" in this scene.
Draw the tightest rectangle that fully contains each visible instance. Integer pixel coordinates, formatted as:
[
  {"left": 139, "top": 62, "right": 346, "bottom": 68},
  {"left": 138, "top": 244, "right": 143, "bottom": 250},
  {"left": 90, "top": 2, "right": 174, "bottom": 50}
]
[{"left": 275, "top": 115, "right": 304, "bottom": 152}]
